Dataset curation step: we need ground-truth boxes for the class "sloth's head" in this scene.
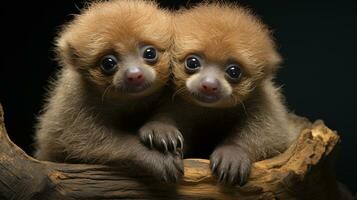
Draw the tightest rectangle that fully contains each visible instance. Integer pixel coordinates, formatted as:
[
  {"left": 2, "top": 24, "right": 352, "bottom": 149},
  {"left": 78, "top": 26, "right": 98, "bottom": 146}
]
[
  {"left": 172, "top": 3, "right": 282, "bottom": 108},
  {"left": 56, "top": 0, "right": 172, "bottom": 100}
]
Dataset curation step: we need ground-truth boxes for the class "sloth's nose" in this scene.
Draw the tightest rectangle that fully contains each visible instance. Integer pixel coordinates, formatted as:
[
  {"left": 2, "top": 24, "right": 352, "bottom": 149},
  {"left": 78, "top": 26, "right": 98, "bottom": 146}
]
[
  {"left": 125, "top": 67, "right": 145, "bottom": 85},
  {"left": 200, "top": 77, "right": 220, "bottom": 94}
]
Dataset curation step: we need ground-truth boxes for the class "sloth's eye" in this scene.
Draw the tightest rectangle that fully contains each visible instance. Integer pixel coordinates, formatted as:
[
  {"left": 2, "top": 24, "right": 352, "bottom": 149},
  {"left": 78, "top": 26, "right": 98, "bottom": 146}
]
[
  {"left": 185, "top": 56, "right": 201, "bottom": 72},
  {"left": 225, "top": 64, "right": 242, "bottom": 81},
  {"left": 142, "top": 46, "right": 158, "bottom": 62},
  {"left": 100, "top": 55, "right": 118, "bottom": 74}
]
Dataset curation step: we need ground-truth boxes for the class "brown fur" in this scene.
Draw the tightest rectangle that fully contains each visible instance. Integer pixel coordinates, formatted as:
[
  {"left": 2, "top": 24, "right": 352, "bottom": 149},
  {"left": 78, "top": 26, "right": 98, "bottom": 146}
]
[
  {"left": 34, "top": 0, "right": 183, "bottom": 183},
  {"left": 139, "top": 3, "right": 299, "bottom": 186}
]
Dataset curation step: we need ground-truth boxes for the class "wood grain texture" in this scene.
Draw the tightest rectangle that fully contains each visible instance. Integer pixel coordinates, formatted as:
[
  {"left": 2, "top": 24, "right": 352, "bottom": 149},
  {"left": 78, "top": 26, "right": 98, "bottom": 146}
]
[{"left": 0, "top": 104, "right": 353, "bottom": 200}]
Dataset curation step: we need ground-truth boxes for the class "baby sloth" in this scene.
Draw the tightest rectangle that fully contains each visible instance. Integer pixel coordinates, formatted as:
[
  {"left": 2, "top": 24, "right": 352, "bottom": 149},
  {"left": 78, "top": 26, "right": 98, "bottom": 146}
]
[
  {"left": 34, "top": 0, "right": 183, "bottom": 182},
  {"left": 140, "top": 3, "right": 300, "bottom": 185}
]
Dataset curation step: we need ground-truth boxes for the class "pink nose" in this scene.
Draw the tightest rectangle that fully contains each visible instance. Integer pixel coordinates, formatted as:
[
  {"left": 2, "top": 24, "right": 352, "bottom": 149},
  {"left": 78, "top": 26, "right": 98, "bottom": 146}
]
[
  {"left": 125, "top": 67, "right": 144, "bottom": 85},
  {"left": 200, "top": 77, "right": 220, "bottom": 94}
]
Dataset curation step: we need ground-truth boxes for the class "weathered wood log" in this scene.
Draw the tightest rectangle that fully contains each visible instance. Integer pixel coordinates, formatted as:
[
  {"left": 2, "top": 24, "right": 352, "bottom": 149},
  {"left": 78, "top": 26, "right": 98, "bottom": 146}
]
[{"left": 0, "top": 103, "right": 353, "bottom": 200}]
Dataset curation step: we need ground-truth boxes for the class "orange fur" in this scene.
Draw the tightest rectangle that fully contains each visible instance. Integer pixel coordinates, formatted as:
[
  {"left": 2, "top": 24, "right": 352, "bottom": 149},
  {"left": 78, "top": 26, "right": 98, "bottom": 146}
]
[
  {"left": 56, "top": 0, "right": 173, "bottom": 100},
  {"left": 172, "top": 3, "right": 282, "bottom": 107}
]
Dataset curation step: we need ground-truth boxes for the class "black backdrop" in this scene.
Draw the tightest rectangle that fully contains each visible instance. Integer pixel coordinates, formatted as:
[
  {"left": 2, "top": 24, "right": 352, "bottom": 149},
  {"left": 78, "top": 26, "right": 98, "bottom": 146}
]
[{"left": 0, "top": 0, "right": 356, "bottom": 192}]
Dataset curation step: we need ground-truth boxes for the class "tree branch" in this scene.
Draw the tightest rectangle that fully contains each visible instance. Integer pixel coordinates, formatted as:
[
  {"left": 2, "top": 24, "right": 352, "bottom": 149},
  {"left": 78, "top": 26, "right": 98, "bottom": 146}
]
[{"left": 0, "top": 104, "right": 353, "bottom": 200}]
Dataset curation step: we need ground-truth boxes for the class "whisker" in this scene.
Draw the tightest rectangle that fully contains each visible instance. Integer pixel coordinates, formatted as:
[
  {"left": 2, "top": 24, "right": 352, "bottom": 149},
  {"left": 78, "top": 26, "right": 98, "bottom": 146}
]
[
  {"left": 101, "top": 85, "right": 113, "bottom": 104},
  {"left": 171, "top": 87, "right": 186, "bottom": 102},
  {"left": 154, "top": 73, "right": 170, "bottom": 85},
  {"left": 237, "top": 97, "right": 248, "bottom": 117}
]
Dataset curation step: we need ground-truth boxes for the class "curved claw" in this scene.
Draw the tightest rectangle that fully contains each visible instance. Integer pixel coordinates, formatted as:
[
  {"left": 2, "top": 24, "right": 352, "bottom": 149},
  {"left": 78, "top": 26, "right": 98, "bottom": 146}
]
[
  {"left": 170, "top": 138, "right": 177, "bottom": 152},
  {"left": 238, "top": 161, "right": 250, "bottom": 186},
  {"left": 239, "top": 169, "right": 249, "bottom": 186},
  {"left": 239, "top": 179, "right": 246, "bottom": 186},
  {"left": 162, "top": 175, "right": 168, "bottom": 183},
  {"left": 172, "top": 175, "right": 178, "bottom": 183},
  {"left": 211, "top": 162, "right": 217, "bottom": 173},
  {"left": 177, "top": 135, "right": 184, "bottom": 149},
  {"left": 229, "top": 176, "right": 237, "bottom": 185},
  {"left": 161, "top": 139, "right": 168, "bottom": 153},
  {"left": 218, "top": 171, "right": 226, "bottom": 183},
  {"left": 177, "top": 165, "right": 184, "bottom": 175},
  {"left": 148, "top": 133, "right": 153, "bottom": 149},
  {"left": 180, "top": 149, "right": 184, "bottom": 159}
]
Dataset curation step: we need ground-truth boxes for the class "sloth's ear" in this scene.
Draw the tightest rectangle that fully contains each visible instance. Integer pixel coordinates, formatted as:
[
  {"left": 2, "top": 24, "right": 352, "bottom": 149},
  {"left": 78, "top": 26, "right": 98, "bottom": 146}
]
[
  {"left": 264, "top": 51, "right": 283, "bottom": 76},
  {"left": 55, "top": 33, "right": 81, "bottom": 68}
]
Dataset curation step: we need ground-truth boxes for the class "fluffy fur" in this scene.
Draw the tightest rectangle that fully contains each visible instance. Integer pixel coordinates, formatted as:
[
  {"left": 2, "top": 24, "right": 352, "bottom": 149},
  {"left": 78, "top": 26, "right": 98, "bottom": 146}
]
[
  {"left": 34, "top": 0, "right": 183, "bottom": 182},
  {"left": 139, "top": 3, "right": 300, "bottom": 185}
]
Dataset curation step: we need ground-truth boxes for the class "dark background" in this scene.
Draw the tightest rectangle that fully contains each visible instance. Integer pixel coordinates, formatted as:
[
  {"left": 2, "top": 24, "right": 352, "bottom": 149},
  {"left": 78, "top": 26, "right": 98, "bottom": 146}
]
[{"left": 0, "top": 0, "right": 356, "bottom": 192}]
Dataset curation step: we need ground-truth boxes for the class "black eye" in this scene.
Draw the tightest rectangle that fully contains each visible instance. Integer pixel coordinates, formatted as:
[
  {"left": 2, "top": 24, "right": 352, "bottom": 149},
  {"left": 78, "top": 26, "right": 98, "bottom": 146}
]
[
  {"left": 185, "top": 56, "right": 201, "bottom": 72},
  {"left": 225, "top": 64, "right": 242, "bottom": 80},
  {"left": 142, "top": 46, "right": 157, "bottom": 62},
  {"left": 100, "top": 55, "right": 118, "bottom": 74}
]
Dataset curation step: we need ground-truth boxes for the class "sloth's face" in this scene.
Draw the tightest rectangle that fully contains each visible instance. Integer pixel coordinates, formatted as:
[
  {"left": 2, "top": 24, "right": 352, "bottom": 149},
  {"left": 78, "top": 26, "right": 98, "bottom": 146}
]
[
  {"left": 172, "top": 4, "right": 281, "bottom": 108},
  {"left": 80, "top": 42, "right": 170, "bottom": 99},
  {"left": 57, "top": 0, "right": 172, "bottom": 100},
  {"left": 180, "top": 55, "right": 244, "bottom": 107},
  {"left": 97, "top": 46, "right": 159, "bottom": 94},
  {"left": 173, "top": 53, "right": 258, "bottom": 108}
]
